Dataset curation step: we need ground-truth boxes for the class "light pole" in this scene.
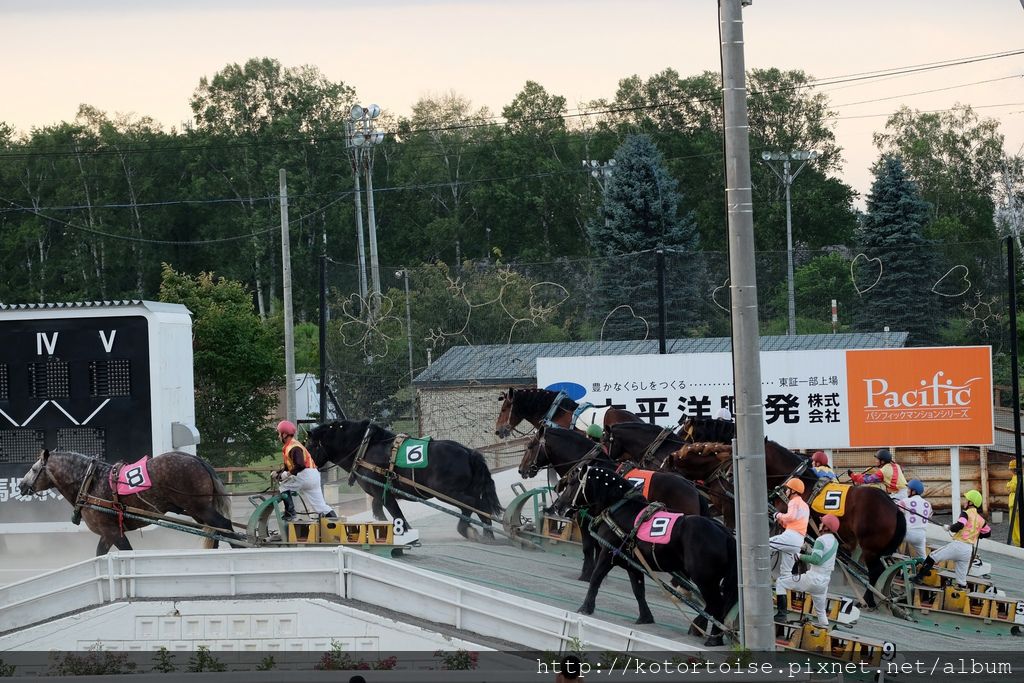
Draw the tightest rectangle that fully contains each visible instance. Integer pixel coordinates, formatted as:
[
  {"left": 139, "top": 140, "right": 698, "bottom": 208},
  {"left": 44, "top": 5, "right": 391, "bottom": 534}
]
[
  {"left": 582, "top": 158, "right": 616, "bottom": 192},
  {"left": 349, "top": 104, "right": 386, "bottom": 314},
  {"left": 761, "top": 150, "right": 818, "bottom": 336},
  {"left": 396, "top": 268, "right": 416, "bottom": 427}
]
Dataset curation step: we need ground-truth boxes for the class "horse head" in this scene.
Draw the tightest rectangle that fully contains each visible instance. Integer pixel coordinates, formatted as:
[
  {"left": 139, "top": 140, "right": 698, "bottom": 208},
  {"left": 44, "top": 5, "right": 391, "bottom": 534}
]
[
  {"left": 18, "top": 449, "right": 53, "bottom": 497},
  {"left": 495, "top": 387, "right": 520, "bottom": 438},
  {"left": 519, "top": 429, "right": 548, "bottom": 479},
  {"left": 307, "top": 419, "right": 371, "bottom": 468}
]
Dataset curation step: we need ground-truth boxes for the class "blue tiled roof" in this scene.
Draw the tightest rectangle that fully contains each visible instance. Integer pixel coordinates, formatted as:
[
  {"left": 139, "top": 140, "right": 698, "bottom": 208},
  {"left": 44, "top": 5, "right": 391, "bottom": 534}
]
[{"left": 413, "top": 331, "right": 910, "bottom": 387}]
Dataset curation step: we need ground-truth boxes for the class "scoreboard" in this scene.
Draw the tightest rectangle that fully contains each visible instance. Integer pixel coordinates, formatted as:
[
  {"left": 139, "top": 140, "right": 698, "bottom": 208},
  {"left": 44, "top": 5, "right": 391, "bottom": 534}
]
[{"left": 0, "top": 301, "right": 198, "bottom": 529}]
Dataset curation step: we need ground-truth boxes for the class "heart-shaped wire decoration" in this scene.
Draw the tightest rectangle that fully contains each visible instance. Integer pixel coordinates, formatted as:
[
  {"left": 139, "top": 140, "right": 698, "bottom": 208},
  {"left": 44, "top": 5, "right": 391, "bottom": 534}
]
[
  {"left": 931, "top": 265, "right": 971, "bottom": 298},
  {"left": 711, "top": 278, "right": 731, "bottom": 313},
  {"left": 851, "top": 254, "right": 883, "bottom": 295}
]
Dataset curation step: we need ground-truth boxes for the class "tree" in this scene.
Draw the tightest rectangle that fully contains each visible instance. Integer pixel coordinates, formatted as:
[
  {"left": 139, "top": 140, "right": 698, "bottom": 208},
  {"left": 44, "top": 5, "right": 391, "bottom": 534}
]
[
  {"left": 587, "top": 134, "right": 702, "bottom": 339},
  {"left": 853, "top": 156, "right": 943, "bottom": 345},
  {"left": 158, "top": 264, "right": 282, "bottom": 466},
  {"left": 874, "top": 104, "right": 1004, "bottom": 243}
]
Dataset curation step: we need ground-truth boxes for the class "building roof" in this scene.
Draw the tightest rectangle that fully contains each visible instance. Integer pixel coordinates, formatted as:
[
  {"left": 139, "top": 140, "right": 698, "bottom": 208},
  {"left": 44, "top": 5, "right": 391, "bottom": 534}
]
[
  {"left": 413, "top": 331, "right": 910, "bottom": 387},
  {"left": 0, "top": 300, "right": 190, "bottom": 316}
]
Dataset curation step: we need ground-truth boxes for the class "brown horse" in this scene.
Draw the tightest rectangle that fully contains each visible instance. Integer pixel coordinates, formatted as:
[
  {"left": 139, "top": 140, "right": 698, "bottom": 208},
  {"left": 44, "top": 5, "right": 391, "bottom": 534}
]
[
  {"left": 662, "top": 438, "right": 906, "bottom": 608},
  {"left": 495, "top": 387, "right": 641, "bottom": 438},
  {"left": 18, "top": 449, "right": 237, "bottom": 556}
]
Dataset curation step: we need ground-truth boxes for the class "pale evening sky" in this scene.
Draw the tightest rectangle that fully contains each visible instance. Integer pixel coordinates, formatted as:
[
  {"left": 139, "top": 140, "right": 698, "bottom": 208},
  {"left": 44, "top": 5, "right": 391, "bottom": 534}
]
[{"left": 3, "top": 0, "right": 1023, "bottom": 206}]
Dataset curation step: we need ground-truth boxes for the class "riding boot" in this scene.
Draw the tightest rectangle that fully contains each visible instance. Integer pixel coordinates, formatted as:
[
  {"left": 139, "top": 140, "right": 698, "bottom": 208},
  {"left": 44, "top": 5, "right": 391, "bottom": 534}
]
[
  {"left": 911, "top": 557, "right": 935, "bottom": 585},
  {"left": 282, "top": 493, "right": 297, "bottom": 522},
  {"left": 324, "top": 509, "right": 338, "bottom": 519},
  {"left": 774, "top": 594, "right": 788, "bottom": 622}
]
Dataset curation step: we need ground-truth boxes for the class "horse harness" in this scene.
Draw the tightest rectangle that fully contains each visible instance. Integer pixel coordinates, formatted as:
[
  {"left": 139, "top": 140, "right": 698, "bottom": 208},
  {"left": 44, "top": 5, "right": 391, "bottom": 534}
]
[{"left": 540, "top": 390, "right": 569, "bottom": 428}]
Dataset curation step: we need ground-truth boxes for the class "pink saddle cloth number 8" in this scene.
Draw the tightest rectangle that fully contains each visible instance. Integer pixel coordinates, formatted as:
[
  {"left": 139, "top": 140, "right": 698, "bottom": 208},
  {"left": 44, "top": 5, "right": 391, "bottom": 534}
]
[
  {"left": 110, "top": 455, "right": 153, "bottom": 496},
  {"left": 635, "top": 510, "right": 684, "bottom": 545}
]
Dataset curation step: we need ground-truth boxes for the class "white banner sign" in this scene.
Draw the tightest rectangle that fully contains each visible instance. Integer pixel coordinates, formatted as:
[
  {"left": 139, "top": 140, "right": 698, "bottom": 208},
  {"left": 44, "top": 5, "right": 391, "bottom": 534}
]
[{"left": 538, "top": 351, "right": 849, "bottom": 450}]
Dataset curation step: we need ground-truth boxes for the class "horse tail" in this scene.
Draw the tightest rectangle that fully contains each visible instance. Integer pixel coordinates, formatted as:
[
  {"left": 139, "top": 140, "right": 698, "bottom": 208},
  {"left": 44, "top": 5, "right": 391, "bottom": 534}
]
[
  {"left": 190, "top": 453, "right": 232, "bottom": 520},
  {"left": 470, "top": 450, "right": 503, "bottom": 516},
  {"left": 880, "top": 497, "right": 907, "bottom": 557}
]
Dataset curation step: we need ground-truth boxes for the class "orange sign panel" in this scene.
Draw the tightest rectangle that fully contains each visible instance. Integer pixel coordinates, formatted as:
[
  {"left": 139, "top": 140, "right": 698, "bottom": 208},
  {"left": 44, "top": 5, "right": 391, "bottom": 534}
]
[{"left": 845, "top": 347, "right": 993, "bottom": 447}]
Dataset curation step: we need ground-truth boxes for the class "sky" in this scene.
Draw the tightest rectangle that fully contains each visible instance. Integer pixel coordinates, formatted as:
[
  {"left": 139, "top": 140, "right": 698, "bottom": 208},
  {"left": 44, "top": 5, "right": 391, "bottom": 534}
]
[{"left": 3, "top": 0, "right": 1024, "bottom": 205}]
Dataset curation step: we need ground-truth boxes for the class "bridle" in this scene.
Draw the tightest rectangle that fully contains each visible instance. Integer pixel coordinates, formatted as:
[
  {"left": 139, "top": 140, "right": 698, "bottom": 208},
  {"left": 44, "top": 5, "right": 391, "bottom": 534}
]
[
  {"left": 559, "top": 464, "right": 592, "bottom": 512},
  {"left": 20, "top": 452, "right": 51, "bottom": 495}
]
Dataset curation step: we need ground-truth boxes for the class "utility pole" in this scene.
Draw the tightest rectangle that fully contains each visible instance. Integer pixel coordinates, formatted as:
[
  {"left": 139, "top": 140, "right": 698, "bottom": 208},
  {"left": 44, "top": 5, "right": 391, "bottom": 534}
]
[
  {"left": 347, "top": 121, "right": 369, "bottom": 306},
  {"left": 761, "top": 150, "right": 818, "bottom": 335},
  {"left": 398, "top": 268, "right": 417, "bottom": 428},
  {"left": 720, "top": 0, "right": 774, "bottom": 650},
  {"left": 280, "top": 169, "right": 296, "bottom": 424},
  {"left": 348, "top": 104, "right": 385, "bottom": 315}
]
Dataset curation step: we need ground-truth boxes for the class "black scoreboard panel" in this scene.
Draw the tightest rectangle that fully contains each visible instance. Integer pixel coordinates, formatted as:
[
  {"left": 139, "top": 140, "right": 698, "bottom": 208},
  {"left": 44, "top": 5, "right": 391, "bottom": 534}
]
[{"left": 0, "top": 315, "right": 152, "bottom": 522}]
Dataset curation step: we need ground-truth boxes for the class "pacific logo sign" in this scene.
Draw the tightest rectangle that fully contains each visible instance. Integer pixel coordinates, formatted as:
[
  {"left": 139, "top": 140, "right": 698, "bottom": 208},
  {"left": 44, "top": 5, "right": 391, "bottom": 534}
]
[{"left": 846, "top": 347, "right": 993, "bottom": 448}]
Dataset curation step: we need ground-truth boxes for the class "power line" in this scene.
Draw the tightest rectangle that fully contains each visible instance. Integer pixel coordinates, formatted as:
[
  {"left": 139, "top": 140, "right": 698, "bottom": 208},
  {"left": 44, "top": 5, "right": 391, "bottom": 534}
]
[{"left": 2, "top": 48, "right": 1022, "bottom": 160}]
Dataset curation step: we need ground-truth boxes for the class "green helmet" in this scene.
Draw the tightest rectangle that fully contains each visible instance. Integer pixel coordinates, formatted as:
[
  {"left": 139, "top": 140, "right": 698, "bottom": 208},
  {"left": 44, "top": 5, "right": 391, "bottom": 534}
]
[
  {"left": 964, "top": 489, "right": 983, "bottom": 508},
  {"left": 586, "top": 423, "right": 603, "bottom": 440}
]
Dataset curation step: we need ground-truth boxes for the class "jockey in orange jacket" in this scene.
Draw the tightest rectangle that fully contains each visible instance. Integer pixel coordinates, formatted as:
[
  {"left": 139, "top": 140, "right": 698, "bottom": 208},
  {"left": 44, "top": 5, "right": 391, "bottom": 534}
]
[{"left": 771, "top": 477, "right": 810, "bottom": 621}]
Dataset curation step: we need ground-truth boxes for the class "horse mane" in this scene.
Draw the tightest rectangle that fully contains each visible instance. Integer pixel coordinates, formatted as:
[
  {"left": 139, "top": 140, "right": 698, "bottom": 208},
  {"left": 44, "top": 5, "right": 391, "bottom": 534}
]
[{"left": 514, "top": 387, "right": 577, "bottom": 415}]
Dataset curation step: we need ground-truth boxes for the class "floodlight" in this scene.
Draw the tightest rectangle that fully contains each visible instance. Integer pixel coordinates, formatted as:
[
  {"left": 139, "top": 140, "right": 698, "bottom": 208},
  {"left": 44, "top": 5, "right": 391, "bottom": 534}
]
[
  {"left": 350, "top": 104, "right": 364, "bottom": 121},
  {"left": 367, "top": 104, "right": 381, "bottom": 119},
  {"left": 762, "top": 151, "right": 771, "bottom": 161}
]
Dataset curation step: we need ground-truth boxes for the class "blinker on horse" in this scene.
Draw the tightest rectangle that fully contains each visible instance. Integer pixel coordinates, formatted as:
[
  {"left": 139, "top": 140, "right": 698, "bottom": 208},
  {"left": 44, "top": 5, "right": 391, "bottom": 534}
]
[{"left": 18, "top": 449, "right": 237, "bottom": 556}]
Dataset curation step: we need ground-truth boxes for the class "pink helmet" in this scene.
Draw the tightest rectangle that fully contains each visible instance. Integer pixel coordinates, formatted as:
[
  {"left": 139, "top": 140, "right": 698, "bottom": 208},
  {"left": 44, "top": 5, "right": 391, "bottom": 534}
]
[
  {"left": 812, "top": 451, "right": 829, "bottom": 466},
  {"left": 277, "top": 420, "right": 297, "bottom": 436},
  {"left": 821, "top": 514, "right": 840, "bottom": 533}
]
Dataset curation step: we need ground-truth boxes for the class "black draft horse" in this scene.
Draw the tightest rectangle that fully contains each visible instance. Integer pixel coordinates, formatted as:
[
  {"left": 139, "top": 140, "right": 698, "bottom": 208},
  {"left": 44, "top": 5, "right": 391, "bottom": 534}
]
[
  {"left": 519, "top": 426, "right": 710, "bottom": 581},
  {"left": 18, "top": 449, "right": 237, "bottom": 556},
  {"left": 495, "top": 387, "right": 641, "bottom": 438},
  {"left": 307, "top": 419, "right": 503, "bottom": 541},
  {"left": 552, "top": 463, "right": 737, "bottom": 646}
]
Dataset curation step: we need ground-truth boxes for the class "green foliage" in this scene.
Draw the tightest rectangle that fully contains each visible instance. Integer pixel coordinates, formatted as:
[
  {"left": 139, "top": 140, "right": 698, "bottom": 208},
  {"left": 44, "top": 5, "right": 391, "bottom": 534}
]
[
  {"left": 256, "top": 655, "right": 277, "bottom": 671},
  {"left": 0, "top": 659, "right": 14, "bottom": 677},
  {"left": 315, "top": 640, "right": 397, "bottom": 670},
  {"left": 151, "top": 647, "right": 177, "bottom": 673},
  {"left": 854, "top": 156, "right": 944, "bottom": 345},
  {"left": 187, "top": 646, "right": 226, "bottom": 673},
  {"left": 48, "top": 645, "right": 137, "bottom": 676},
  {"left": 159, "top": 264, "right": 282, "bottom": 465},
  {"left": 433, "top": 649, "right": 479, "bottom": 670}
]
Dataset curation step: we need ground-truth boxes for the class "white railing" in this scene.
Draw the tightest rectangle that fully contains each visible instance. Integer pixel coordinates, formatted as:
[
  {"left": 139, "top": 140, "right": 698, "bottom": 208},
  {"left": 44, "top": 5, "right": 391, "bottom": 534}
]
[{"left": 0, "top": 547, "right": 694, "bottom": 654}]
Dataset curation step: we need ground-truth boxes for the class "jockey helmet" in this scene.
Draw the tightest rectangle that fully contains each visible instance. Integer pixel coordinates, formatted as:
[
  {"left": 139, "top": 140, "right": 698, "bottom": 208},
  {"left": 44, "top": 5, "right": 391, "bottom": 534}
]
[
  {"left": 875, "top": 449, "right": 893, "bottom": 463},
  {"left": 812, "top": 451, "right": 829, "bottom": 466},
  {"left": 783, "top": 478, "right": 805, "bottom": 495},
  {"left": 907, "top": 479, "right": 924, "bottom": 495},
  {"left": 586, "top": 423, "right": 603, "bottom": 440},
  {"left": 821, "top": 514, "right": 840, "bottom": 533},
  {"left": 964, "top": 489, "right": 983, "bottom": 508},
  {"left": 277, "top": 420, "right": 297, "bottom": 437}
]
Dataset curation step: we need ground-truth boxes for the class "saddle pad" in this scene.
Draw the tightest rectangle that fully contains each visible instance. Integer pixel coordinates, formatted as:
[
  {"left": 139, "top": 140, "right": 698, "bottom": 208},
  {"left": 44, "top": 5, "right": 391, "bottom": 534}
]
[
  {"left": 110, "top": 455, "right": 153, "bottom": 496},
  {"left": 810, "top": 481, "right": 850, "bottom": 517},
  {"left": 635, "top": 510, "right": 684, "bottom": 545},
  {"left": 394, "top": 435, "right": 431, "bottom": 469},
  {"left": 623, "top": 468, "right": 655, "bottom": 499},
  {"left": 572, "top": 405, "right": 611, "bottom": 432}
]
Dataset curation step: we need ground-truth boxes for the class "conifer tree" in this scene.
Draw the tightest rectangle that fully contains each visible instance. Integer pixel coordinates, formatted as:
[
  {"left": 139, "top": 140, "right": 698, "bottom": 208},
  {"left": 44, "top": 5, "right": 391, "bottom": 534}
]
[
  {"left": 587, "top": 134, "right": 703, "bottom": 339},
  {"left": 854, "top": 155, "right": 943, "bottom": 345}
]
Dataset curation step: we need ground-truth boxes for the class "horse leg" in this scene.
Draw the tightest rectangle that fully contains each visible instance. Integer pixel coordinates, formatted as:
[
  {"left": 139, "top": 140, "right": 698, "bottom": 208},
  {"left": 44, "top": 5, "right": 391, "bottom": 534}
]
[
  {"left": 113, "top": 535, "right": 133, "bottom": 551},
  {"left": 578, "top": 548, "right": 615, "bottom": 615},
  {"left": 372, "top": 497, "right": 386, "bottom": 521},
  {"left": 456, "top": 507, "right": 481, "bottom": 541},
  {"left": 579, "top": 533, "right": 595, "bottom": 582},
  {"left": 95, "top": 537, "right": 113, "bottom": 556},
  {"left": 625, "top": 564, "right": 655, "bottom": 624},
  {"left": 699, "top": 584, "right": 726, "bottom": 647},
  {"left": 381, "top": 496, "right": 410, "bottom": 535},
  {"left": 477, "top": 510, "right": 495, "bottom": 540},
  {"left": 863, "top": 553, "right": 884, "bottom": 609}
]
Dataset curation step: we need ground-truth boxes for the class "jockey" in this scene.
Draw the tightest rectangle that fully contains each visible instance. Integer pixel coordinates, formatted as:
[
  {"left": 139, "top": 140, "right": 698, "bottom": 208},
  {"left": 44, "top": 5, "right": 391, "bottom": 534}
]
[
  {"left": 898, "top": 479, "right": 932, "bottom": 558},
  {"left": 274, "top": 420, "right": 336, "bottom": 521},
  {"left": 715, "top": 407, "right": 733, "bottom": 422},
  {"left": 777, "top": 514, "right": 841, "bottom": 628},
  {"left": 771, "top": 477, "right": 810, "bottom": 621},
  {"left": 912, "top": 489, "right": 990, "bottom": 588},
  {"left": 849, "top": 449, "right": 908, "bottom": 499},
  {"left": 811, "top": 451, "right": 837, "bottom": 480},
  {"left": 586, "top": 423, "right": 604, "bottom": 441}
]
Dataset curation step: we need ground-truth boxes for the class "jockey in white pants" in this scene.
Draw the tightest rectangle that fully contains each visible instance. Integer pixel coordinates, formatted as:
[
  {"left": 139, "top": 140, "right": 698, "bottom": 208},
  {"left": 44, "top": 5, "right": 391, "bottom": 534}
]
[
  {"left": 771, "top": 477, "right": 810, "bottom": 620},
  {"left": 777, "top": 514, "right": 841, "bottom": 627},
  {"left": 912, "top": 489, "right": 990, "bottom": 588},
  {"left": 898, "top": 479, "right": 932, "bottom": 558},
  {"left": 275, "top": 420, "right": 336, "bottom": 521}
]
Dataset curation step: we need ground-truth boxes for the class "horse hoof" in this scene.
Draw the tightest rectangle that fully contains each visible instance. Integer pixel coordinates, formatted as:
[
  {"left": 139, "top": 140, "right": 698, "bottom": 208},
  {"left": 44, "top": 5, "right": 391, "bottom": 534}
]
[
  {"left": 704, "top": 635, "right": 724, "bottom": 647},
  {"left": 577, "top": 606, "right": 594, "bottom": 616},
  {"left": 578, "top": 573, "right": 592, "bottom": 582},
  {"left": 636, "top": 615, "right": 655, "bottom": 625}
]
